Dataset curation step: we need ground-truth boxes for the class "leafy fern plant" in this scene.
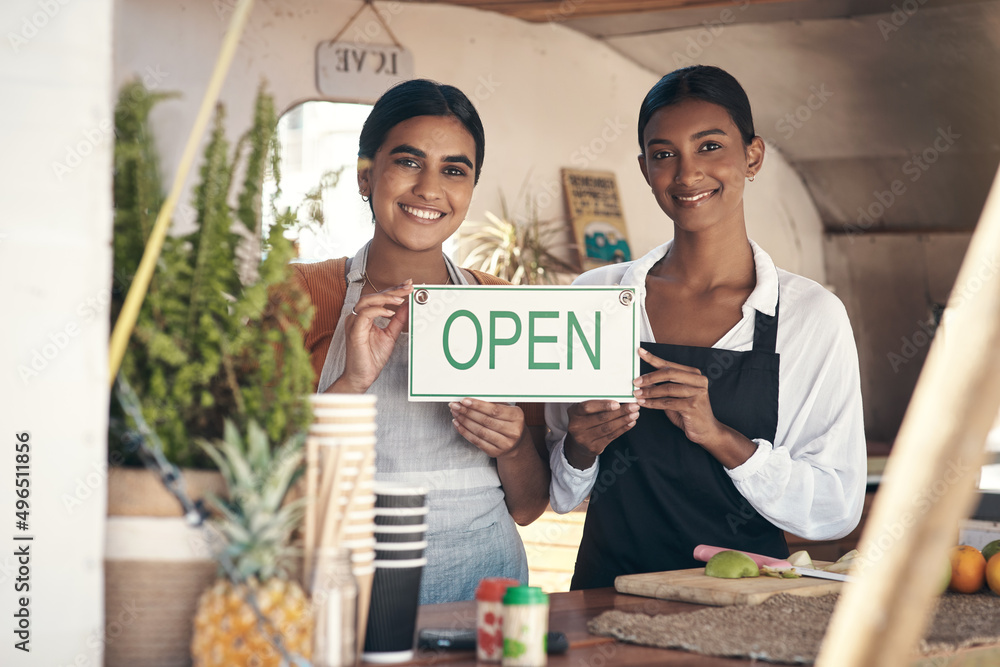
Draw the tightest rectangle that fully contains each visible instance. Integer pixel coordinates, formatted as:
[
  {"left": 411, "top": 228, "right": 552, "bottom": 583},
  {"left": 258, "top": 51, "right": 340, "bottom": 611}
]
[{"left": 111, "top": 80, "right": 314, "bottom": 468}]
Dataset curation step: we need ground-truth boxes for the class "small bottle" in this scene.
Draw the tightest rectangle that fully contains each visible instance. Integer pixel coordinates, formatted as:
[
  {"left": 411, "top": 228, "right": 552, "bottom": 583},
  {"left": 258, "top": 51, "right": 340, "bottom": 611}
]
[
  {"left": 475, "top": 577, "right": 521, "bottom": 662},
  {"left": 502, "top": 586, "right": 549, "bottom": 667},
  {"left": 311, "top": 548, "right": 358, "bottom": 667}
]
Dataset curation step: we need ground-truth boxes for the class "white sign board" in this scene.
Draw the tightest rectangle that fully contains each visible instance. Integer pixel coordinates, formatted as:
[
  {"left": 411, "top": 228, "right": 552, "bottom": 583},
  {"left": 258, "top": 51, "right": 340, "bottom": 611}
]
[
  {"left": 316, "top": 41, "right": 414, "bottom": 102},
  {"left": 408, "top": 286, "right": 639, "bottom": 402}
]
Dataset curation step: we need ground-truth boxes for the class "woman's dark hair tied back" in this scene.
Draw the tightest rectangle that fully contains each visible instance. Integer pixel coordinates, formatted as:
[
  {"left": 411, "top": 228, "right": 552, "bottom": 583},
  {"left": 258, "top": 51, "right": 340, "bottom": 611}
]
[
  {"left": 359, "top": 78, "right": 486, "bottom": 184},
  {"left": 637, "top": 65, "right": 756, "bottom": 150}
]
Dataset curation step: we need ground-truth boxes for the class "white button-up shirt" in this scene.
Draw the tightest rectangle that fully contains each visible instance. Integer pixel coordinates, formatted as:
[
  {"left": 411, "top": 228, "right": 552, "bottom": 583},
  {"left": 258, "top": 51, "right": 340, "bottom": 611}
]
[{"left": 546, "top": 240, "right": 867, "bottom": 541}]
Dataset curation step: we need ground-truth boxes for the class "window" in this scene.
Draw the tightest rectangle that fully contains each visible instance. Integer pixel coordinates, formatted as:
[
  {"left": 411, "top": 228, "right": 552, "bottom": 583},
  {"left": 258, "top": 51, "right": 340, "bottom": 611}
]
[{"left": 263, "top": 101, "right": 375, "bottom": 263}]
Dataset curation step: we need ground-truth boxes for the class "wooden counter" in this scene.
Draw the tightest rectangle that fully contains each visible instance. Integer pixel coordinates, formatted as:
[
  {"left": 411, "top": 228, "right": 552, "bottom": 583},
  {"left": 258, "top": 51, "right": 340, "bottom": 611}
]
[
  {"left": 399, "top": 588, "right": 756, "bottom": 666},
  {"left": 384, "top": 587, "right": 1000, "bottom": 666}
]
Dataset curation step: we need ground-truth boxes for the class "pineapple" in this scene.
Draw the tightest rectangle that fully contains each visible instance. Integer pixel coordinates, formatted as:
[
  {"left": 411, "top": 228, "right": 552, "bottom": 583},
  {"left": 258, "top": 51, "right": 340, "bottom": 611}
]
[{"left": 192, "top": 420, "right": 312, "bottom": 666}]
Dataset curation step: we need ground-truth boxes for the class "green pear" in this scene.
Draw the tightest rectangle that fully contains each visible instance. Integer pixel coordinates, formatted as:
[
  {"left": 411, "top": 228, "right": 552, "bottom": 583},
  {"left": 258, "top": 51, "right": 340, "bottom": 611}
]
[{"left": 705, "top": 551, "right": 760, "bottom": 579}]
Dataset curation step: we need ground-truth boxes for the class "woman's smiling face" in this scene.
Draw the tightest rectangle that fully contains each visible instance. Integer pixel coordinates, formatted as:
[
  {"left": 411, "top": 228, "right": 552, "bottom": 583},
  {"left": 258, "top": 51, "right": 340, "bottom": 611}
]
[
  {"left": 359, "top": 114, "right": 478, "bottom": 253},
  {"left": 639, "top": 97, "right": 763, "bottom": 233}
]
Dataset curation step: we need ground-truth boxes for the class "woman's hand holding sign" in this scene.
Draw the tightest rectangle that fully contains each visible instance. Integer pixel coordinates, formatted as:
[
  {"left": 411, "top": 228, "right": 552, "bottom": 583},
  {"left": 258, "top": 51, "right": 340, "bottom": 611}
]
[
  {"left": 633, "top": 347, "right": 755, "bottom": 469},
  {"left": 449, "top": 398, "right": 528, "bottom": 459},
  {"left": 329, "top": 280, "right": 413, "bottom": 394},
  {"left": 563, "top": 400, "right": 640, "bottom": 471},
  {"left": 450, "top": 398, "right": 550, "bottom": 525}
]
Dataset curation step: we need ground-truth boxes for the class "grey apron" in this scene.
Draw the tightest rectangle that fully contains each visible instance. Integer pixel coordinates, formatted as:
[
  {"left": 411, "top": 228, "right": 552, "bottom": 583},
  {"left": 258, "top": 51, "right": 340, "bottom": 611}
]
[{"left": 317, "top": 242, "right": 528, "bottom": 604}]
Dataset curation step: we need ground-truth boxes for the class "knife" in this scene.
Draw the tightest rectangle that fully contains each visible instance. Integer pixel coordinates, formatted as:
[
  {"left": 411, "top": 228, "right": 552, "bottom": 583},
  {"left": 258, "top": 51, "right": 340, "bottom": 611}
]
[
  {"left": 791, "top": 567, "right": 854, "bottom": 583},
  {"left": 693, "top": 544, "right": 855, "bottom": 582}
]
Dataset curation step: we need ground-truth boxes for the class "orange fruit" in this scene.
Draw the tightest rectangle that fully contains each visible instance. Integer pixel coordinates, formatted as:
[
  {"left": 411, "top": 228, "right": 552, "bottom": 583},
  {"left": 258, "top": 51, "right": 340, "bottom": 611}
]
[
  {"left": 949, "top": 545, "right": 986, "bottom": 593},
  {"left": 983, "top": 539, "right": 1000, "bottom": 564},
  {"left": 987, "top": 553, "right": 1000, "bottom": 596}
]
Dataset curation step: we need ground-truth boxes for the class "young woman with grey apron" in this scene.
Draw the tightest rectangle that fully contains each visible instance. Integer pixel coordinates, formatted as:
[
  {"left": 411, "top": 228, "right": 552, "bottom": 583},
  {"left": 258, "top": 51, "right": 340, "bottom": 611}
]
[
  {"left": 571, "top": 305, "right": 786, "bottom": 590},
  {"left": 318, "top": 242, "right": 529, "bottom": 604}
]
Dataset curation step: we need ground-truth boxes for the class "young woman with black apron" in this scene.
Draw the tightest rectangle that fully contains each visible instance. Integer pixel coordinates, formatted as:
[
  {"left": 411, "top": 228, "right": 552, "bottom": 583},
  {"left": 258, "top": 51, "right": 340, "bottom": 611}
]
[{"left": 546, "top": 66, "right": 866, "bottom": 589}]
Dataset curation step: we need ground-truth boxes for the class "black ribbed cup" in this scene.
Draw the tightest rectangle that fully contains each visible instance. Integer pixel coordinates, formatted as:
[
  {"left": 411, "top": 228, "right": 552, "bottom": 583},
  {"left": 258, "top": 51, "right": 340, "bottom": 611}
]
[{"left": 363, "top": 559, "right": 426, "bottom": 661}]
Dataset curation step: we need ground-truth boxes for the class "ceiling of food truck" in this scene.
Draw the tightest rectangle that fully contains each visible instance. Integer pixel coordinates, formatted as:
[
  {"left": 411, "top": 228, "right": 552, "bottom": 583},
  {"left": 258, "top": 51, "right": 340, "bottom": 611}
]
[{"left": 409, "top": 0, "right": 1000, "bottom": 233}]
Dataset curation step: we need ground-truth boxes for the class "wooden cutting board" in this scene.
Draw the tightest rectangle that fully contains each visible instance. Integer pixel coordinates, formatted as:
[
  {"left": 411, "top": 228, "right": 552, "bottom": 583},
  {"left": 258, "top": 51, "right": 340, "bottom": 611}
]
[{"left": 615, "top": 561, "right": 844, "bottom": 607}]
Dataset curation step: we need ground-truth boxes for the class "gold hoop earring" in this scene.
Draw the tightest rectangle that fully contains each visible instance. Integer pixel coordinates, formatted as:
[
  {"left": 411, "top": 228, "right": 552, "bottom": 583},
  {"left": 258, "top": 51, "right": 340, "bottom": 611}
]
[{"left": 748, "top": 174, "right": 755, "bottom": 182}]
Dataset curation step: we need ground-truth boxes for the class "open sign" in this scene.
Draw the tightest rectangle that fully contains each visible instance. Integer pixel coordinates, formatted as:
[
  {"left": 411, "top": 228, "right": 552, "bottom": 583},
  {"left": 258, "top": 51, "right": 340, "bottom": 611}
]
[{"left": 408, "top": 286, "right": 638, "bottom": 402}]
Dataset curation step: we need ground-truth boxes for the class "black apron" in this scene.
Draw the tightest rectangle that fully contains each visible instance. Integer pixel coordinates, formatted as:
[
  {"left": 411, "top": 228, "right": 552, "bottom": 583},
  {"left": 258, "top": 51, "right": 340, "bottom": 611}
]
[{"left": 571, "top": 304, "right": 786, "bottom": 590}]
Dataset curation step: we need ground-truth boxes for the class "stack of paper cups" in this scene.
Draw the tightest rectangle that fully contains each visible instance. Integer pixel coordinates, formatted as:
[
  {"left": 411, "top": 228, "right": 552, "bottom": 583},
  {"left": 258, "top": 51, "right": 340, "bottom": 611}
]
[
  {"left": 305, "top": 393, "right": 378, "bottom": 660},
  {"left": 363, "top": 483, "right": 429, "bottom": 664}
]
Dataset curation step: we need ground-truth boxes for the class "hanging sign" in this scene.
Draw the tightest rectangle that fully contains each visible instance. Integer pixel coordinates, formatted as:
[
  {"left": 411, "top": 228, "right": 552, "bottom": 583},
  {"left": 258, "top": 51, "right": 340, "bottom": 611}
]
[
  {"left": 408, "top": 286, "right": 639, "bottom": 403},
  {"left": 316, "top": 41, "right": 414, "bottom": 102}
]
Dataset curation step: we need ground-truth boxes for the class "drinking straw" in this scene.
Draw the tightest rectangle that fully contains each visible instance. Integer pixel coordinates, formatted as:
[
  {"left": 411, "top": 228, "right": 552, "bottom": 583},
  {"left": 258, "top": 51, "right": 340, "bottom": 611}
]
[
  {"left": 334, "top": 447, "right": 377, "bottom": 545},
  {"left": 317, "top": 445, "right": 344, "bottom": 549},
  {"left": 304, "top": 435, "right": 319, "bottom": 586}
]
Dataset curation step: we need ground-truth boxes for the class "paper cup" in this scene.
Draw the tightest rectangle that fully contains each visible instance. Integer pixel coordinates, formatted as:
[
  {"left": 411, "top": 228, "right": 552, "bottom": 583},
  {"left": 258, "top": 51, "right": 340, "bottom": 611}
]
[
  {"left": 338, "top": 498, "right": 376, "bottom": 517},
  {"left": 313, "top": 434, "right": 377, "bottom": 447},
  {"left": 311, "top": 433, "right": 376, "bottom": 445},
  {"left": 312, "top": 406, "right": 377, "bottom": 422},
  {"left": 374, "top": 506, "right": 429, "bottom": 526},
  {"left": 373, "top": 481, "right": 427, "bottom": 495},
  {"left": 310, "top": 424, "right": 376, "bottom": 436},
  {"left": 352, "top": 563, "right": 375, "bottom": 577},
  {"left": 331, "top": 494, "right": 377, "bottom": 508},
  {"left": 373, "top": 506, "right": 429, "bottom": 516},
  {"left": 336, "top": 464, "right": 377, "bottom": 478},
  {"left": 375, "top": 541, "right": 427, "bottom": 561},
  {"left": 339, "top": 508, "right": 376, "bottom": 525},
  {"left": 374, "top": 515, "right": 427, "bottom": 527},
  {"left": 323, "top": 449, "right": 369, "bottom": 463},
  {"left": 363, "top": 558, "right": 426, "bottom": 663},
  {"left": 309, "top": 393, "right": 376, "bottom": 407},
  {"left": 343, "top": 521, "right": 376, "bottom": 536},
  {"left": 374, "top": 524, "right": 427, "bottom": 543},
  {"left": 373, "top": 482, "right": 428, "bottom": 509},
  {"left": 341, "top": 536, "right": 376, "bottom": 550},
  {"left": 350, "top": 549, "right": 375, "bottom": 565},
  {"left": 373, "top": 548, "right": 424, "bottom": 561}
]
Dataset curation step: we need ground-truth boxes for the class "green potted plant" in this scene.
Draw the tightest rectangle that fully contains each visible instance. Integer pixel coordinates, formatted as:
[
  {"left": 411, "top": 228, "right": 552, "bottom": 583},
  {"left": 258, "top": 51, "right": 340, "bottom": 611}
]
[
  {"left": 105, "top": 79, "right": 315, "bottom": 666},
  {"left": 457, "top": 191, "right": 580, "bottom": 285}
]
